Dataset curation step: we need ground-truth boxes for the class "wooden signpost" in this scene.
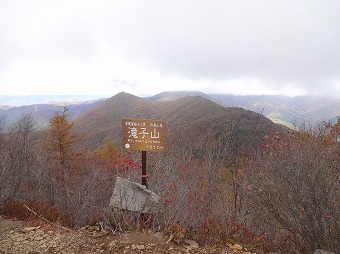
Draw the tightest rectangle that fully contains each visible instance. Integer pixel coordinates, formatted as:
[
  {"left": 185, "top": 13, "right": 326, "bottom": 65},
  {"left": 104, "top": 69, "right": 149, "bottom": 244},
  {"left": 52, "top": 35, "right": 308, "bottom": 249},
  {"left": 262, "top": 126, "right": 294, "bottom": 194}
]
[{"left": 122, "top": 118, "right": 168, "bottom": 188}]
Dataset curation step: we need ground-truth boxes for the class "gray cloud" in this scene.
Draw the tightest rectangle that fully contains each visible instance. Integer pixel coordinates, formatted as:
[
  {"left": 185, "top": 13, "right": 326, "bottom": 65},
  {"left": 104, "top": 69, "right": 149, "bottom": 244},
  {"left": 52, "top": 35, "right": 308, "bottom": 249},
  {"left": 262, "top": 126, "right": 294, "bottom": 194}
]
[
  {"left": 104, "top": 0, "right": 340, "bottom": 91},
  {"left": 1, "top": 0, "right": 340, "bottom": 96}
]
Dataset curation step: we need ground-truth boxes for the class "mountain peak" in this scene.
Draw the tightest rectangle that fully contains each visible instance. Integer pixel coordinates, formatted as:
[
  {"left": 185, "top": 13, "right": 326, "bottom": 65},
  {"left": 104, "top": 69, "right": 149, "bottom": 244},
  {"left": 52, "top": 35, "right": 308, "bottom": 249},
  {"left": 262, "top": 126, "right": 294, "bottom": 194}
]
[{"left": 147, "top": 91, "right": 209, "bottom": 101}]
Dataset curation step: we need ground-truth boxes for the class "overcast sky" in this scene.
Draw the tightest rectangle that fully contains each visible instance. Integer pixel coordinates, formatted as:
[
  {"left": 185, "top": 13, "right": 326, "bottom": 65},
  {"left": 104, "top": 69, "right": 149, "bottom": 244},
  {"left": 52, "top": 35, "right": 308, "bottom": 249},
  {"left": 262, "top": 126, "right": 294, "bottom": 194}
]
[{"left": 1, "top": 0, "right": 340, "bottom": 97}]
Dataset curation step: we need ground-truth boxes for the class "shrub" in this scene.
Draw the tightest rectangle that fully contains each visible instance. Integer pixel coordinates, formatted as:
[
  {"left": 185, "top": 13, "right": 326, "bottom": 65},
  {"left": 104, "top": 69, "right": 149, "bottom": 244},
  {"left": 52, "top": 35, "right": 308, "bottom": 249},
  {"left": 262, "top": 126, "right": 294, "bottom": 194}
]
[{"left": 0, "top": 198, "right": 74, "bottom": 228}]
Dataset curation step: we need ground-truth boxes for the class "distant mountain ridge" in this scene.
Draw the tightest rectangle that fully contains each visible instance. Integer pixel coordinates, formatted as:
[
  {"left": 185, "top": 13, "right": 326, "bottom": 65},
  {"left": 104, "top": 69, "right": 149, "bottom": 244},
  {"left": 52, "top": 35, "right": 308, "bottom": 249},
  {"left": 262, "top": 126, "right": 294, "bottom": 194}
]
[
  {"left": 74, "top": 92, "right": 286, "bottom": 152},
  {"left": 1, "top": 91, "right": 339, "bottom": 130},
  {"left": 0, "top": 91, "right": 289, "bottom": 155},
  {"left": 0, "top": 95, "right": 107, "bottom": 107},
  {"left": 147, "top": 92, "right": 340, "bottom": 128},
  {"left": 146, "top": 91, "right": 210, "bottom": 101},
  {"left": 0, "top": 100, "right": 104, "bottom": 128}
]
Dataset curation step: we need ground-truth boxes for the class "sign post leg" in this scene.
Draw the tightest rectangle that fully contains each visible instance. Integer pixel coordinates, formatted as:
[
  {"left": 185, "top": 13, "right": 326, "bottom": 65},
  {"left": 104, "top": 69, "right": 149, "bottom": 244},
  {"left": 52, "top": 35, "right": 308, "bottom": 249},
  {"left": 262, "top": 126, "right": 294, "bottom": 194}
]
[{"left": 142, "top": 151, "right": 147, "bottom": 188}]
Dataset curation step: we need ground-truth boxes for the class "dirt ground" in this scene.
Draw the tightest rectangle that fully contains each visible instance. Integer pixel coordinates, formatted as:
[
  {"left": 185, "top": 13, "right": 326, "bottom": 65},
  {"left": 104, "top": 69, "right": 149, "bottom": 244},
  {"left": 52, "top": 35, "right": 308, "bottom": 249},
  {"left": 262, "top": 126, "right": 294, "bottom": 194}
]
[{"left": 0, "top": 215, "right": 256, "bottom": 254}]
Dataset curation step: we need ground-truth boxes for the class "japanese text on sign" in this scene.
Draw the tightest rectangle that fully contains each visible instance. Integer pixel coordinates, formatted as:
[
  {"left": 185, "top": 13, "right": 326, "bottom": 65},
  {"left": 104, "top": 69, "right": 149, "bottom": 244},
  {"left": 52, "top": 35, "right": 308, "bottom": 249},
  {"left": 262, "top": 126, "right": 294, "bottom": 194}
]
[{"left": 122, "top": 119, "right": 168, "bottom": 152}]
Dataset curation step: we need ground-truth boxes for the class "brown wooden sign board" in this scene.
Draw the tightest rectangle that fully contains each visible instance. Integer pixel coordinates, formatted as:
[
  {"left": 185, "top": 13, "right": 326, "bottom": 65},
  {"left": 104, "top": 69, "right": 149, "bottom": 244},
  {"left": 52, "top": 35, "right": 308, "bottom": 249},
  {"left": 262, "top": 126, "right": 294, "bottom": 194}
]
[{"left": 122, "top": 118, "right": 168, "bottom": 152}]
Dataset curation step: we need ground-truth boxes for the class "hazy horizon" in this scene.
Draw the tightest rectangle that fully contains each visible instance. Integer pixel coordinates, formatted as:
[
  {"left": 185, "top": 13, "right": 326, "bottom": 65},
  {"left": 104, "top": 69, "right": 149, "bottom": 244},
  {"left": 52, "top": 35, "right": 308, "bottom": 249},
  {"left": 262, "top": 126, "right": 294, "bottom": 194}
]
[{"left": 1, "top": 91, "right": 340, "bottom": 107}]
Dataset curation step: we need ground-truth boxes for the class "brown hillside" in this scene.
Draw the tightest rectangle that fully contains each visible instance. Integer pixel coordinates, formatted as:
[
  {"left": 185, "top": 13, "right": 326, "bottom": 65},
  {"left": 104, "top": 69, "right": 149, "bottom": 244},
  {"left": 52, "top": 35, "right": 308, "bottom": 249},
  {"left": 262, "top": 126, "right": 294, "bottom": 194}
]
[
  {"left": 161, "top": 96, "right": 286, "bottom": 154},
  {"left": 74, "top": 92, "right": 161, "bottom": 149},
  {"left": 74, "top": 92, "right": 287, "bottom": 152}
]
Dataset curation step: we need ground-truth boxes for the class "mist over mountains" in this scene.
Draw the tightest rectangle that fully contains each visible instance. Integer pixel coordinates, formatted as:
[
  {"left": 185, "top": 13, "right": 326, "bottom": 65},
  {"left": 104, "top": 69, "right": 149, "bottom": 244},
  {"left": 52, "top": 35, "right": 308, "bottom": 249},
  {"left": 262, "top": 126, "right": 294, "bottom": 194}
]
[
  {"left": 209, "top": 94, "right": 340, "bottom": 127},
  {"left": 146, "top": 91, "right": 340, "bottom": 127},
  {"left": 0, "top": 92, "right": 339, "bottom": 131},
  {"left": 0, "top": 95, "right": 107, "bottom": 107}
]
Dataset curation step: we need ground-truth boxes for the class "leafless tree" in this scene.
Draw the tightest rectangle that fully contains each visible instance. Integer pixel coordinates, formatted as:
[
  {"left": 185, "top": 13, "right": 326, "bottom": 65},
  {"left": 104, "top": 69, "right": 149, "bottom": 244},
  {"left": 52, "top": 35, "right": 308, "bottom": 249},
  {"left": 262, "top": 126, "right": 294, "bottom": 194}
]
[
  {"left": 246, "top": 123, "right": 340, "bottom": 253},
  {"left": 0, "top": 114, "right": 38, "bottom": 201}
]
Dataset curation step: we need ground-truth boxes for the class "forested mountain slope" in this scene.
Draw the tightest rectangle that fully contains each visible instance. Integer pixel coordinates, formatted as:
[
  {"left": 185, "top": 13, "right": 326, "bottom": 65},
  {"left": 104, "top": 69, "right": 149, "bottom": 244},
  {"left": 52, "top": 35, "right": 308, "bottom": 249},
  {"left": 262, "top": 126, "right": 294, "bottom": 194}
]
[{"left": 74, "top": 92, "right": 287, "bottom": 153}]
